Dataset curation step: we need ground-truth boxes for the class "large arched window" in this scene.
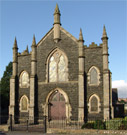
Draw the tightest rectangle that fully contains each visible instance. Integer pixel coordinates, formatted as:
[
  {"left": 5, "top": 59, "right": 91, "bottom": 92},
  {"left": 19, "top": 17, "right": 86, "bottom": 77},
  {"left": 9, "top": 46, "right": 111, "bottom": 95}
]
[
  {"left": 88, "top": 94, "right": 101, "bottom": 113},
  {"left": 19, "top": 95, "right": 29, "bottom": 112},
  {"left": 48, "top": 49, "right": 68, "bottom": 82},
  {"left": 19, "top": 71, "right": 29, "bottom": 88},
  {"left": 87, "top": 66, "right": 100, "bottom": 86}
]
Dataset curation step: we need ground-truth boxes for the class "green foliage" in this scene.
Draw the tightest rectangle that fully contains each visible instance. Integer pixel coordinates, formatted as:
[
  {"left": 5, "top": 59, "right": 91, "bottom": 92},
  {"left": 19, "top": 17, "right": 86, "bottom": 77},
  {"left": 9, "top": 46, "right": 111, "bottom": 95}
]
[
  {"left": 118, "top": 100, "right": 127, "bottom": 104},
  {"left": 119, "top": 117, "right": 127, "bottom": 130},
  {"left": 106, "top": 119, "right": 122, "bottom": 130},
  {"left": 124, "top": 116, "right": 127, "bottom": 121},
  {"left": 93, "top": 120, "right": 106, "bottom": 129},
  {"left": 81, "top": 120, "right": 105, "bottom": 129},
  {"left": 0, "top": 62, "right": 12, "bottom": 110},
  {"left": 81, "top": 122, "right": 94, "bottom": 129},
  {"left": 82, "top": 118, "right": 127, "bottom": 130}
]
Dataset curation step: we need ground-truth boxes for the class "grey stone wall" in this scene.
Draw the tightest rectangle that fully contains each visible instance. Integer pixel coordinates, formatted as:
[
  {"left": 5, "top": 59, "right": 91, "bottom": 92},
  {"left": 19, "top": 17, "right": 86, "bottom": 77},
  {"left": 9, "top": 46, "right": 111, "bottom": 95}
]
[
  {"left": 18, "top": 54, "right": 31, "bottom": 118},
  {"left": 37, "top": 31, "right": 79, "bottom": 82},
  {"left": 37, "top": 31, "right": 79, "bottom": 119},
  {"left": 38, "top": 83, "right": 78, "bottom": 118},
  {"left": 16, "top": 29, "right": 104, "bottom": 120},
  {"left": 18, "top": 54, "right": 31, "bottom": 76},
  {"left": 84, "top": 46, "right": 103, "bottom": 119}
]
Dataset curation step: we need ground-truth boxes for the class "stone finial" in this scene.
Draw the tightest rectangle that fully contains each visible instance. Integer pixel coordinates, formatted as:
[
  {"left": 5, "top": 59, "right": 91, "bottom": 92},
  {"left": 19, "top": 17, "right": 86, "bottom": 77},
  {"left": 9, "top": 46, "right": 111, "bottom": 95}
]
[
  {"left": 26, "top": 45, "right": 29, "bottom": 53},
  {"left": 32, "top": 35, "right": 36, "bottom": 46},
  {"left": 54, "top": 4, "right": 61, "bottom": 25},
  {"left": 79, "top": 28, "right": 84, "bottom": 42},
  {"left": 102, "top": 25, "right": 108, "bottom": 40},
  {"left": 53, "top": 4, "right": 61, "bottom": 42},
  {"left": 13, "top": 37, "right": 18, "bottom": 48},
  {"left": 54, "top": 4, "right": 60, "bottom": 15}
]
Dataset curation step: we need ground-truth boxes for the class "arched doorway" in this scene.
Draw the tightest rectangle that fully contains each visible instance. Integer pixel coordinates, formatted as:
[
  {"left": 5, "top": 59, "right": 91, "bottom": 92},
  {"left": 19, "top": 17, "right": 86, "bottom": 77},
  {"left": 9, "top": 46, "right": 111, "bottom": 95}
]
[
  {"left": 48, "top": 90, "right": 66, "bottom": 120},
  {"left": 43, "top": 88, "right": 72, "bottom": 121}
]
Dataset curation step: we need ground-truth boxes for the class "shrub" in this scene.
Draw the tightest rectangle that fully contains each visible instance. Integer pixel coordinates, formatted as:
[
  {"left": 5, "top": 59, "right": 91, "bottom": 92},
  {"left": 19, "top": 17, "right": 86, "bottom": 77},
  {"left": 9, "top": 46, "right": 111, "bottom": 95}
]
[
  {"left": 81, "top": 122, "right": 94, "bottom": 129},
  {"left": 106, "top": 119, "right": 122, "bottom": 130},
  {"left": 93, "top": 120, "right": 106, "bottom": 129},
  {"left": 119, "top": 118, "right": 127, "bottom": 130},
  {"left": 123, "top": 116, "right": 127, "bottom": 121}
]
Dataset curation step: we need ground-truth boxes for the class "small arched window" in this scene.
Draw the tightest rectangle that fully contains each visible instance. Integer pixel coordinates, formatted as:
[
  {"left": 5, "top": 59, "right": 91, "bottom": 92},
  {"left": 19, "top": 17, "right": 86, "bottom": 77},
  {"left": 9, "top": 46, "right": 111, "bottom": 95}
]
[
  {"left": 91, "top": 96, "right": 98, "bottom": 112},
  {"left": 87, "top": 66, "right": 100, "bottom": 86},
  {"left": 48, "top": 49, "right": 68, "bottom": 82},
  {"left": 90, "top": 68, "right": 98, "bottom": 84},
  {"left": 19, "top": 71, "right": 29, "bottom": 88},
  {"left": 20, "top": 95, "right": 29, "bottom": 112},
  {"left": 88, "top": 94, "right": 101, "bottom": 113}
]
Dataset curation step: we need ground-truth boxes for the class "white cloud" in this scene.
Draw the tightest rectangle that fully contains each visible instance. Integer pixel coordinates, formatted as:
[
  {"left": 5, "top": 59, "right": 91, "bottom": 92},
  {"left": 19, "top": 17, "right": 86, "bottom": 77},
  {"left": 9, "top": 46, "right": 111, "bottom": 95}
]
[{"left": 112, "top": 80, "right": 127, "bottom": 98}]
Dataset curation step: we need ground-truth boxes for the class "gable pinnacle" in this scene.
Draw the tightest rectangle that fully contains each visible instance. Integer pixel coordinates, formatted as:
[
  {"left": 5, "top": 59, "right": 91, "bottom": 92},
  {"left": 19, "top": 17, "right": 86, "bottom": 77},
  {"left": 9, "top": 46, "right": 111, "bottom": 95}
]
[
  {"left": 13, "top": 37, "right": 18, "bottom": 48},
  {"left": 32, "top": 35, "right": 36, "bottom": 46},
  {"left": 79, "top": 28, "right": 84, "bottom": 42},
  {"left": 54, "top": 4, "right": 60, "bottom": 15},
  {"left": 102, "top": 25, "right": 108, "bottom": 39},
  {"left": 26, "top": 45, "right": 29, "bottom": 53}
]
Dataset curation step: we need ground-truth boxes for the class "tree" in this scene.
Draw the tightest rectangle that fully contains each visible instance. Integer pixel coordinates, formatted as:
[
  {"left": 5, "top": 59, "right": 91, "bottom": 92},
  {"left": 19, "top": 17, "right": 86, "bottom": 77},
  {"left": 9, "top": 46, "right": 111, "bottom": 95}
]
[{"left": 0, "top": 62, "right": 12, "bottom": 114}]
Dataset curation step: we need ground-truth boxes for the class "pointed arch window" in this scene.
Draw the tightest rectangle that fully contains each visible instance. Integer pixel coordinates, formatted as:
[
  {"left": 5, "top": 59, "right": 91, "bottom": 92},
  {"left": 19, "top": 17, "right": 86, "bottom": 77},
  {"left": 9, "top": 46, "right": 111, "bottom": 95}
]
[
  {"left": 19, "top": 71, "right": 29, "bottom": 88},
  {"left": 91, "top": 96, "right": 98, "bottom": 112},
  {"left": 88, "top": 94, "right": 101, "bottom": 113},
  {"left": 19, "top": 95, "right": 29, "bottom": 112},
  {"left": 90, "top": 68, "right": 98, "bottom": 84},
  {"left": 48, "top": 49, "right": 68, "bottom": 82},
  {"left": 87, "top": 66, "right": 100, "bottom": 86}
]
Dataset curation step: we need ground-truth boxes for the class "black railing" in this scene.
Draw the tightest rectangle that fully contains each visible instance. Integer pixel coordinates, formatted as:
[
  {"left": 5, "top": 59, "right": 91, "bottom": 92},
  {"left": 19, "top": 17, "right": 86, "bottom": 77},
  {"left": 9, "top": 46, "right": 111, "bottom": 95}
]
[
  {"left": 0, "top": 115, "right": 127, "bottom": 133},
  {"left": 8, "top": 115, "right": 46, "bottom": 133}
]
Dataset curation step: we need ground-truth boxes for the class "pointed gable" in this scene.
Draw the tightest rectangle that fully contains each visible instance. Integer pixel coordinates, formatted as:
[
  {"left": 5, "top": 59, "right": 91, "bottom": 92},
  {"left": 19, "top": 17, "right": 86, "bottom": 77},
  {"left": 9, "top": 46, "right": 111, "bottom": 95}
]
[{"left": 37, "top": 26, "right": 78, "bottom": 47}]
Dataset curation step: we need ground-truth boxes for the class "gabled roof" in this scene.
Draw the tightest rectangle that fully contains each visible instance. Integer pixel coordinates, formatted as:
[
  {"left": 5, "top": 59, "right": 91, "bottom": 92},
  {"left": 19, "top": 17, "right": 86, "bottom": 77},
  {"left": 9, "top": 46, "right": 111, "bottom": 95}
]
[
  {"left": 37, "top": 26, "right": 78, "bottom": 47},
  {"left": 37, "top": 27, "right": 54, "bottom": 47},
  {"left": 60, "top": 27, "right": 78, "bottom": 43}
]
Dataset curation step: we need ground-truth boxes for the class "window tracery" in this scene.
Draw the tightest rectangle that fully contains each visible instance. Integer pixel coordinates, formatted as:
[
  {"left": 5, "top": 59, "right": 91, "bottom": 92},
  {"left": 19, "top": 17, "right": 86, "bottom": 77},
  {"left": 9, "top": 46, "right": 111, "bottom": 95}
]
[{"left": 48, "top": 49, "right": 68, "bottom": 82}]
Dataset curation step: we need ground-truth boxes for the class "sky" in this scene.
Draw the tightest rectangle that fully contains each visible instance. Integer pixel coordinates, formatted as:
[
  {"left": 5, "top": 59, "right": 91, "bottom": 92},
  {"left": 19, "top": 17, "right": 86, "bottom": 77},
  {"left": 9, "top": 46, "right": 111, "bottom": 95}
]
[{"left": 0, "top": 0, "right": 127, "bottom": 98}]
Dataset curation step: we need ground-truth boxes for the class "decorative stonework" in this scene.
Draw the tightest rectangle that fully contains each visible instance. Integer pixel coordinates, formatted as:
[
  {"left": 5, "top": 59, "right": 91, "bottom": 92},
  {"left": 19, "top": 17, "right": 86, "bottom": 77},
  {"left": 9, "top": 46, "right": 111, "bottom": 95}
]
[
  {"left": 89, "top": 42, "right": 98, "bottom": 47},
  {"left": 87, "top": 66, "right": 100, "bottom": 86},
  {"left": 46, "top": 48, "right": 68, "bottom": 82},
  {"left": 88, "top": 94, "right": 101, "bottom": 113}
]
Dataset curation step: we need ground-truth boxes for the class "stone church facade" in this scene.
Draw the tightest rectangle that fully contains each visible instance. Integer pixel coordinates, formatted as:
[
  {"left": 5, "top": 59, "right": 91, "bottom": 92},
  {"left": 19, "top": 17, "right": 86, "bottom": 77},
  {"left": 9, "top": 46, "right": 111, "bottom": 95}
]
[{"left": 9, "top": 4, "right": 113, "bottom": 124}]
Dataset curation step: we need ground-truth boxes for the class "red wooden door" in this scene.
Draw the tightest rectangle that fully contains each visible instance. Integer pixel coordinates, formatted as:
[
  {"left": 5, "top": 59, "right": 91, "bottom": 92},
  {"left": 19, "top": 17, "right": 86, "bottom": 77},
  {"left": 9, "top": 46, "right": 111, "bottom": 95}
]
[{"left": 49, "top": 91, "right": 66, "bottom": 120}]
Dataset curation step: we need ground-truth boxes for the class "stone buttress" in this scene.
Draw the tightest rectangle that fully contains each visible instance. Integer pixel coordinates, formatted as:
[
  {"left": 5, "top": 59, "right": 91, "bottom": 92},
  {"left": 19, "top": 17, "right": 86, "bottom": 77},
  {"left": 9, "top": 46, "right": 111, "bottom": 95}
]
[
  {"left": 9, "top": 37, "right": 18, "bottom": 123},
  {"left": 29, "top": 35, "right": 37, "bottom": 124},
  {"left": 78, "top": 29, "right": 85, "bottom": 121}
]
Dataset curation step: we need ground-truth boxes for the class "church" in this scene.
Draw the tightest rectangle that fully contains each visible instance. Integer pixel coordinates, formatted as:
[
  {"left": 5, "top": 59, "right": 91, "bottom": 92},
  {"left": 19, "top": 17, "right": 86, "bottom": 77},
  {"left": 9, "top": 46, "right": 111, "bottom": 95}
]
[{"left": 9, "top": 4, "right": 113, "bottom": 124}]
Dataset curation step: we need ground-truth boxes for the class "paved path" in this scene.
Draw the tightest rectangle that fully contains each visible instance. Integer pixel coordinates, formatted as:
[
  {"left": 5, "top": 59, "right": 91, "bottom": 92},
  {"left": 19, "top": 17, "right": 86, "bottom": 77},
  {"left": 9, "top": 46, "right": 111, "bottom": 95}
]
[{"left": 0, "top": 131, "right": 127, "bottom": 135}]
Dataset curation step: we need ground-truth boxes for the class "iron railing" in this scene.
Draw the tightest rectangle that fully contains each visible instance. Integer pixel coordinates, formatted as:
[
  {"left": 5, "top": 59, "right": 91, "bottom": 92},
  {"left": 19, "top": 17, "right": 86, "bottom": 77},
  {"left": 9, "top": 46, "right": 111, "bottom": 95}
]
[{"left": 0, "top": 115, "right": 127, "bottom": 133}]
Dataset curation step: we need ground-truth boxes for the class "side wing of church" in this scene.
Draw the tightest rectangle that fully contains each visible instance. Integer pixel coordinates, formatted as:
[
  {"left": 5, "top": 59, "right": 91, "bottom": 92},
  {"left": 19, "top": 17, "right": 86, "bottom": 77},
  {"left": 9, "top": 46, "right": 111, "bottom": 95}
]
[{"left": 9, "top": 4, "right": 113, "bottom": 124}]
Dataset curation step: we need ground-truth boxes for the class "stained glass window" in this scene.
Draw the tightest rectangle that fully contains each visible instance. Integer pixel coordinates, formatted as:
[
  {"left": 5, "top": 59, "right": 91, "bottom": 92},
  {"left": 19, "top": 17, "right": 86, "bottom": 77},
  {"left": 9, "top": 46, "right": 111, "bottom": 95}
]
[
  {"left": 49, "top": 56, "right": 57, "bottom": 82},
  {"left": 49, "top": 50, "right": 67, "bottom": 82},
  {"left": 58, "top": 55, "right": 66, "bottom": 81}
]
